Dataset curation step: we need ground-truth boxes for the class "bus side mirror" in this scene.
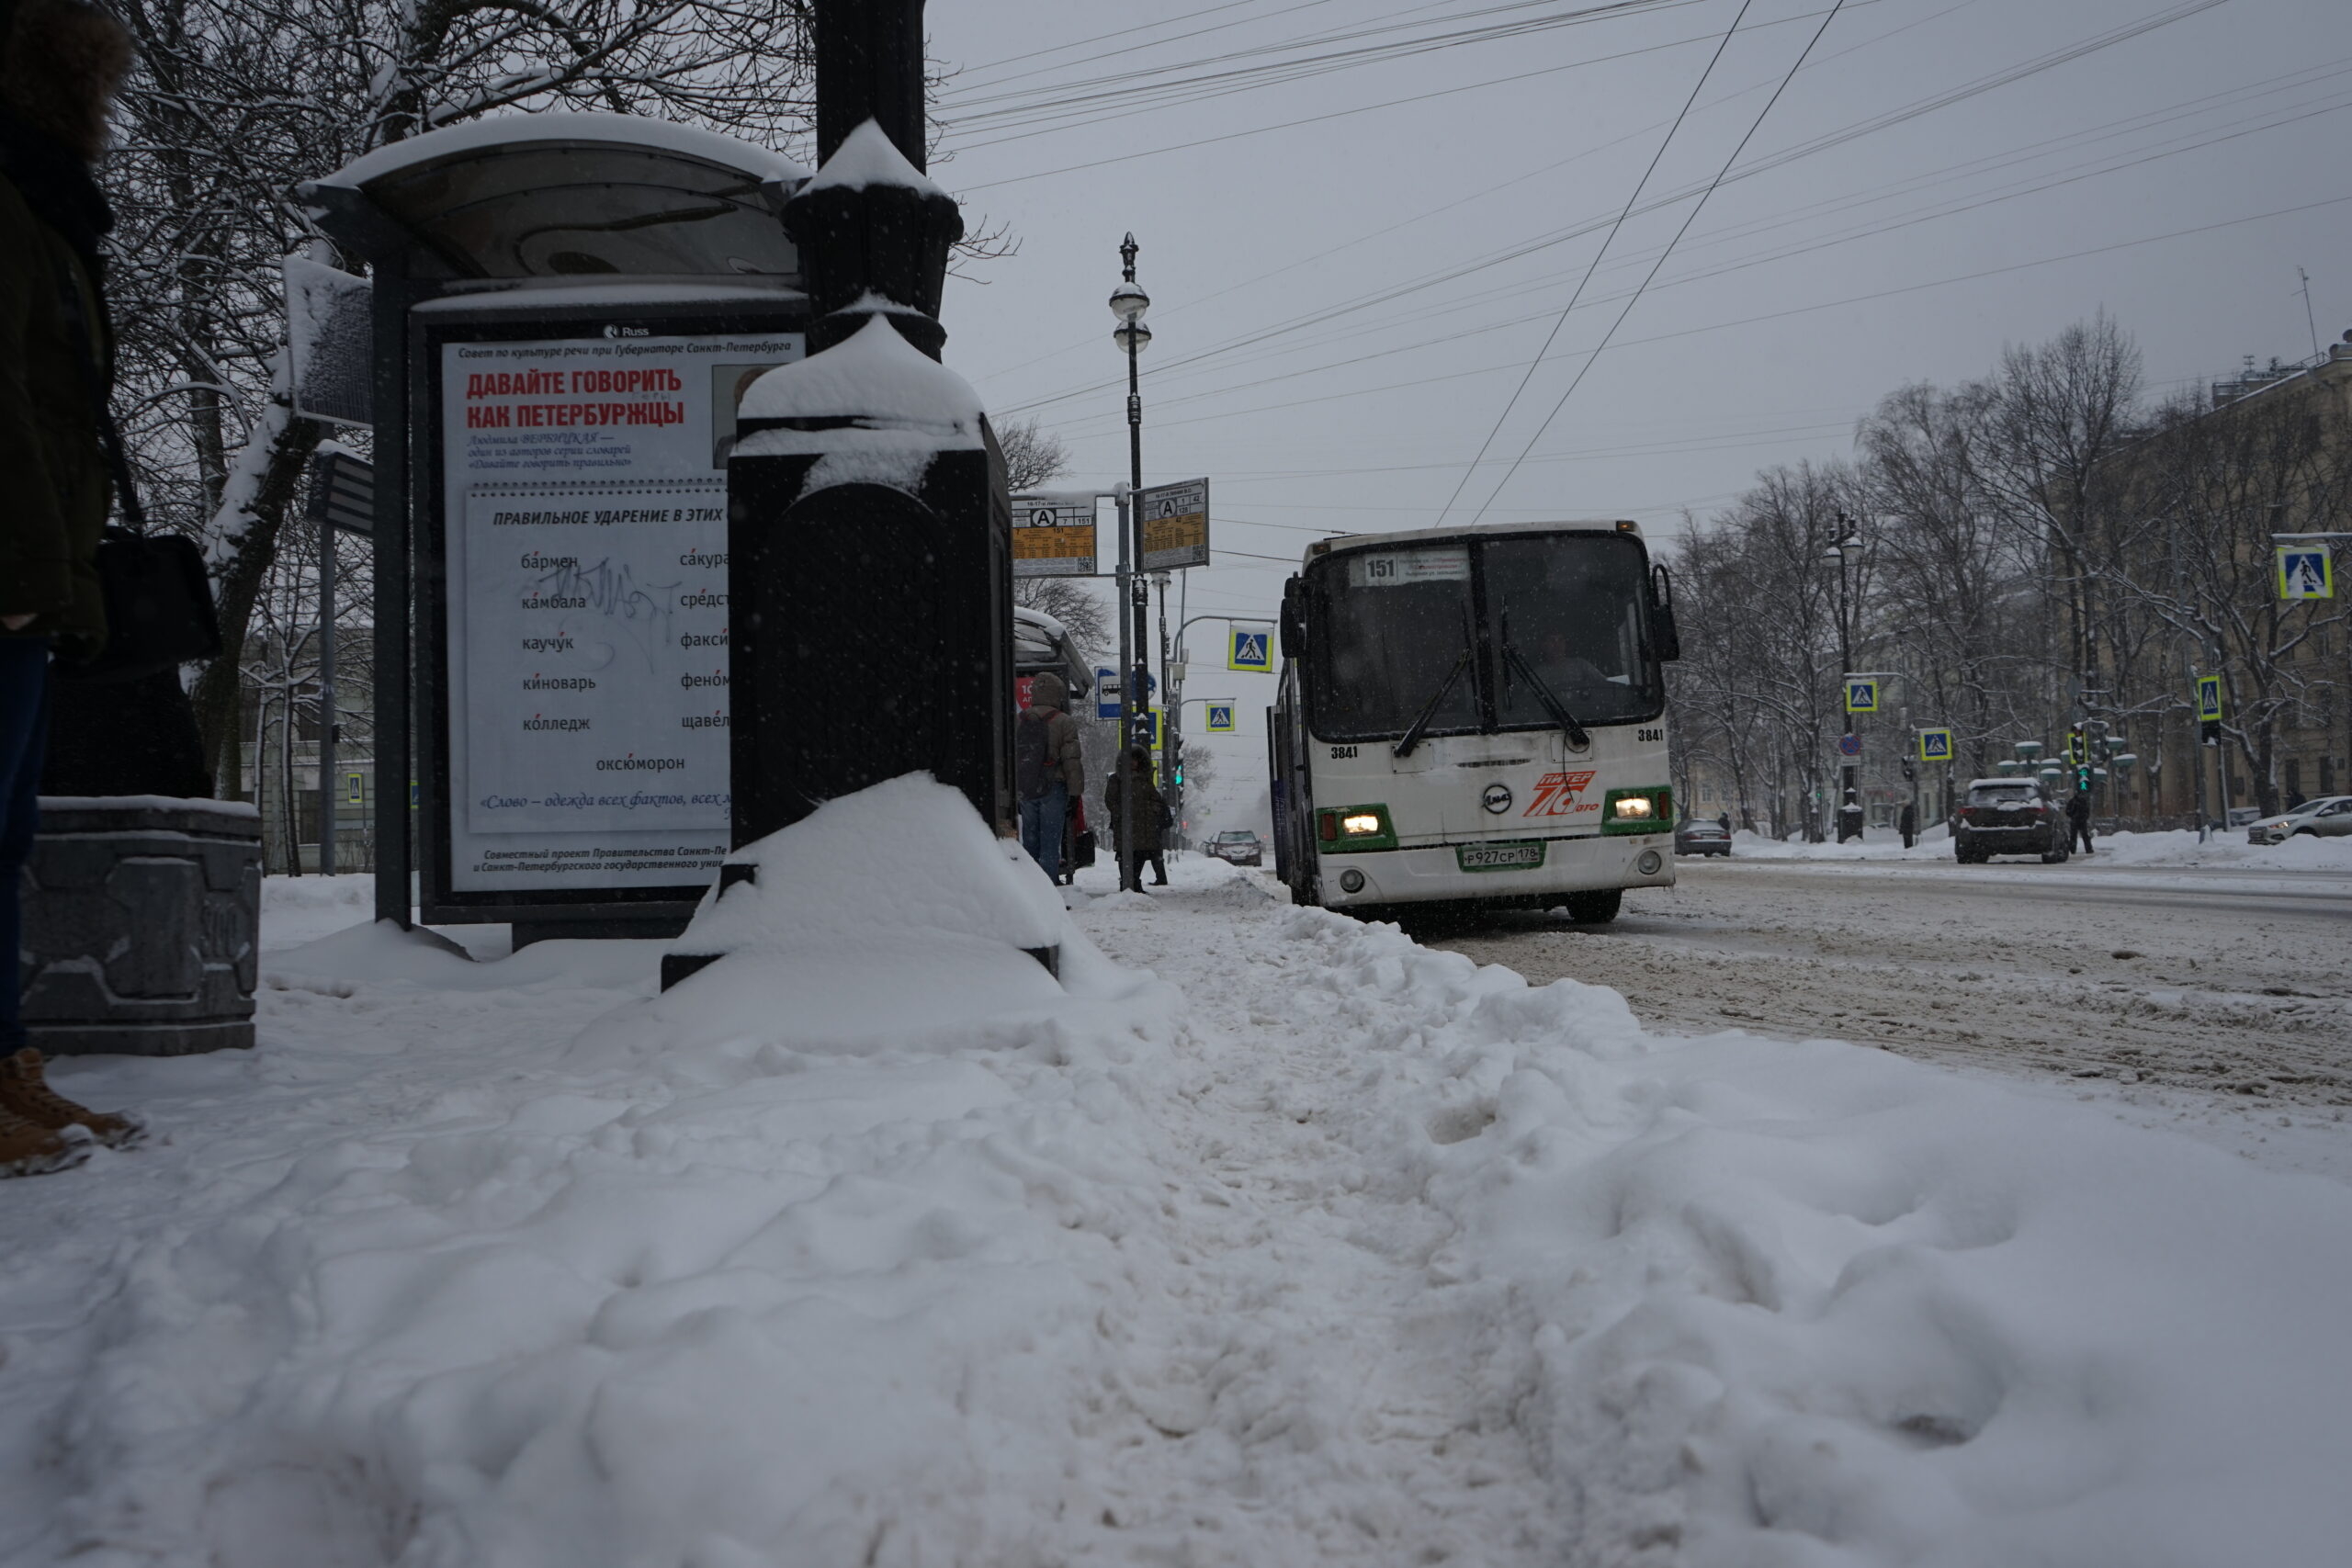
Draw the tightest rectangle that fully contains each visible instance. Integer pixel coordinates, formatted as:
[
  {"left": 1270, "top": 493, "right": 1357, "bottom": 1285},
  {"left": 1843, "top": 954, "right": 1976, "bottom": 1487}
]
[
  {"left": 1649, "top": 565, "right": 1681, "bottom": 663},
  {"left": 1280, "top": 576, "right": 1306, "bottom": 658}
]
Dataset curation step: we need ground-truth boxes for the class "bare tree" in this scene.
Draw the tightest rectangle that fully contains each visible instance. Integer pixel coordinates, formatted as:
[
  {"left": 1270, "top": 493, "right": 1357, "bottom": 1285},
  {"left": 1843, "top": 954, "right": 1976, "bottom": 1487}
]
[
  {"left": 105, "top": 0, "right": 829, "bottom": 793},
  {"left": 995, "top": 414, "right": 1071, "bottom": 494}
]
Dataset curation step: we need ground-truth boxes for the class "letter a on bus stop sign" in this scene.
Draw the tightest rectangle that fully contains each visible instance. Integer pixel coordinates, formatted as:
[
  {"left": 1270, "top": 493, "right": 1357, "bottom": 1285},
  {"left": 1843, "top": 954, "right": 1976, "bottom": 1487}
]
[
  {"left": 1206, "top": 704, "right": 1236, "bottom": 732},
  {"left": 1227, "top": 626, "right": 1273, "bottom": 672},
  {"left": 1845, "top": 678, "right": 1880, "bottom": 714},
  {"left": 1917, "top": 728, "right": 1952, "bottom": 764},
  {"left": 2197, "top": 674, "right": 2224, "bottom": 723},
  {"left": 2276, "top": 544, "right": 2334, "bottom": 600}
]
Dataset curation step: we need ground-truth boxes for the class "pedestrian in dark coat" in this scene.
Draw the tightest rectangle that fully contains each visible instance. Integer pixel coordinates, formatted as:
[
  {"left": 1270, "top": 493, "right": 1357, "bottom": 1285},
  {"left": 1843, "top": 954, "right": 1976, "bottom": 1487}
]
[
  {"left": 2065, "top": 789, "right": 2095, "bottom": 855},
  {"left": 1014, "top": 672, "right": 1085, "bottom": 884},
  {"left": 1102, "top": 746, "right": 1168, "bottom": 891},
  {"left": 0, "top": 0, "right": 137, "bottom": 1175},
  {"left": 1898, "top": 801, "right": 1917, "bottom": 850}
]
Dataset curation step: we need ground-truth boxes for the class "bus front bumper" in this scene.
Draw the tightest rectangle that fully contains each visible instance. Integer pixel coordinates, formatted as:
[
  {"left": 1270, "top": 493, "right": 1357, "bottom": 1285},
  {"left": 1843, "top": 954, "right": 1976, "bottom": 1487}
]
[{"left": 1319, "top": 834, "right": 1675, "bottom": 908}]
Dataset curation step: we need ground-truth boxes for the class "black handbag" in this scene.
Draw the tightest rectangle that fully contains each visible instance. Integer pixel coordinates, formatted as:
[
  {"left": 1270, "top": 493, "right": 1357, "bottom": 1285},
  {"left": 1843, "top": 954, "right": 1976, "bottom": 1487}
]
[
  {"left": 51, "top": 525, "right": 222, "bottom": 682},
  {"left": 46, "top": 261, "right": 223, "bottom": 683}
]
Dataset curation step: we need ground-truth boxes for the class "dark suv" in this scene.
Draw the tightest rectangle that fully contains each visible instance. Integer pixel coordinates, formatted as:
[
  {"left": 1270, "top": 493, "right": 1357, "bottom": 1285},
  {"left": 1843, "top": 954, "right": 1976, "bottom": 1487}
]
[{"left": 1953, "top": 778, "right": 2069, "bottom": 863}]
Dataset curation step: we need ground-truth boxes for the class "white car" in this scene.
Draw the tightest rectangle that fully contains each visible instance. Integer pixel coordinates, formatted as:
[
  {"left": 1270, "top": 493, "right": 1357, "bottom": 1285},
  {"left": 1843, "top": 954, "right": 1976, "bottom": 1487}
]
[{"left": 2246, "top": 795, "right": 2352, "bottom": 844}]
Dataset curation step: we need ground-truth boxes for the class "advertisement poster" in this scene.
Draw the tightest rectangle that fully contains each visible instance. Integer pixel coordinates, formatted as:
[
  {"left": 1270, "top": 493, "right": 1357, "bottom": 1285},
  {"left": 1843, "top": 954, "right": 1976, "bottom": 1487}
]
[{"left": 440, "top": 330, "right": 802, "bottom": 891}]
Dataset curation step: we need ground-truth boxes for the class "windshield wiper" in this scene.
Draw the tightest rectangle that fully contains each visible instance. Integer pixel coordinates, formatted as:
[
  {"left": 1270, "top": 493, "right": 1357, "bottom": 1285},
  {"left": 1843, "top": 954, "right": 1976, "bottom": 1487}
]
[
  {"left": 1501, "top": 642, "right": 1590, "bottom": 750},
  {"left": 1392, "top": 648, "right": 1470, "bottom": 759}
]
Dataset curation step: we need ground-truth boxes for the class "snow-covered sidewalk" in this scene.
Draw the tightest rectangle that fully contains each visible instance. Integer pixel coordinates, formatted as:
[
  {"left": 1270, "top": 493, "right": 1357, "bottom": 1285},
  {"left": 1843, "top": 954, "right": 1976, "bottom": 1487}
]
[{"left": 5, "top": 787, "right": 2350, "bottom": 1565}]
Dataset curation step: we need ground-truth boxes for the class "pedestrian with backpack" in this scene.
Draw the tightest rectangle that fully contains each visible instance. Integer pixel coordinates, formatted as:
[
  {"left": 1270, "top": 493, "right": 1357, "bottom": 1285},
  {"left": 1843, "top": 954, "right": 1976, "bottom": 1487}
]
[{"left": 1014, "top": 673, "right": 1085, "bottom": 884}]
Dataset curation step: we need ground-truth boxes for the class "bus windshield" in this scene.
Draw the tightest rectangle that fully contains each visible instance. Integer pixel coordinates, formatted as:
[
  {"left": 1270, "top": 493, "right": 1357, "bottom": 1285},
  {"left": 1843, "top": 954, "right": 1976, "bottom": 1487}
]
[{"left": 1305, "top": 531, "right": 1661, "bottom": 743}]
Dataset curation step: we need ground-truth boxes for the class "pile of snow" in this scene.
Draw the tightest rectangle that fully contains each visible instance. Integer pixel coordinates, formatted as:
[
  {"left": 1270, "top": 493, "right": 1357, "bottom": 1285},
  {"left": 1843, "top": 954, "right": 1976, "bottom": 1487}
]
[
  {"left": 258, "top": 871, "right": 377, "bottom": 953},
  {"left": 1724, "top": 822, "right": 2352, "bottom": 871},
  {"left": 1728, "top": 825, "right": 1951, "bottom": 861},
  {"left": 2082, "top": 826, "right": 2352, "bottom": 870},
  {"left": 6, "top": 785, "right": 2351, "bottom": 1564}
]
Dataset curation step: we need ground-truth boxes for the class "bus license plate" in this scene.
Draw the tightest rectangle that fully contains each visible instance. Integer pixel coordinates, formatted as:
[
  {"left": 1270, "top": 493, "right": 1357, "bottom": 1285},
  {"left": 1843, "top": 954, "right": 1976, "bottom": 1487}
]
[{"left": 1458, "top": 840, "right": 1544, "bottom": 872}]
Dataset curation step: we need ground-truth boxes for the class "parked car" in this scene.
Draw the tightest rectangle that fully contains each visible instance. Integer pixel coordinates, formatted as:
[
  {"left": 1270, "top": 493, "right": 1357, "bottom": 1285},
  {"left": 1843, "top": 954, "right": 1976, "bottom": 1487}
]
[
  {"left": 2246, "top": 795, "right": 2352, "bottom": 844},
  {"left": 1952, "top": 778, "right": 2069, "bottom": 863},
  {"left": 1205, "top": 829, "right": 1264, "bottom": 867},
  {"left": 2225, "top": 806, "right": 2265, "bottom": 829},
  {"left": 1673, "top": 818, "right": 1731, "bottom": 857}
]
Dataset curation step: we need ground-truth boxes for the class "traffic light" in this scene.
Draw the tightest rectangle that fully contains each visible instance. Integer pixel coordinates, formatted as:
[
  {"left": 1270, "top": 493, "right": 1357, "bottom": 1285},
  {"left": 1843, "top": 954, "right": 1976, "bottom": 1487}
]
[{"left": 2075, "top": 764, "right": 2092, "bottom": 793}]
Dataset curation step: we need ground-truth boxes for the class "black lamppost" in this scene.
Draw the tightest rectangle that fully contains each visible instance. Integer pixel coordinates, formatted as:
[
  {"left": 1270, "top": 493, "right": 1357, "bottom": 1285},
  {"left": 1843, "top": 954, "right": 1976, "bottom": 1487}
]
[
  {"left": 1111, "top": 235, "right": 1152, "bottom": 888},
  {"left": 1826, "top": 514, "right": 1865, "bottom": 840}
]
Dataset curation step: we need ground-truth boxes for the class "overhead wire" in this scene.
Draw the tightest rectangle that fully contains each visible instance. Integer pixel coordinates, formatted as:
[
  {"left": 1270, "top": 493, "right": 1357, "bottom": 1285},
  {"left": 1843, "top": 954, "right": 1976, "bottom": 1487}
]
[
  {"left": 1051, "top": 71, "right": 2352, "bottom": 436},
  {"left": 972, "top": 0, "right": 1981, "bottom": 388},
  {"left": 989, "top": 0, "right": 2238, "bottom": 417},
  {"left": 1433, "top": 0, "right": 1761, "bottom": 526}
]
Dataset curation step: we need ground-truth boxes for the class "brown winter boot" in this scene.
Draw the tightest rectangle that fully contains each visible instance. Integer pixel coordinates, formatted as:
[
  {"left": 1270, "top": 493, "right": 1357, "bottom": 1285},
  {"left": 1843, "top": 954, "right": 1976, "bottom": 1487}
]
[
  {"left": 0, "top": 1048, "right": 143, "bottom": 1149},
  {"left": 0, "top": 1104, "right": 87, "bottom": 1177}
]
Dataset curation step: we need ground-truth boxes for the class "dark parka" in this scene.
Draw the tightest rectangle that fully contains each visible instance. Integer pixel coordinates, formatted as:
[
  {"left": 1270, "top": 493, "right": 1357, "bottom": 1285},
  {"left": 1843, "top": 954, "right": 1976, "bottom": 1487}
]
[
  {"left": 1102, "top": 749, "right": 1167, "bottom": 858},
  {"left": 1022, "top": 672, "right": 1086, "bottom": 796},
  {"left": 0, "top": 114, "right": 112, "bottom": 660}
]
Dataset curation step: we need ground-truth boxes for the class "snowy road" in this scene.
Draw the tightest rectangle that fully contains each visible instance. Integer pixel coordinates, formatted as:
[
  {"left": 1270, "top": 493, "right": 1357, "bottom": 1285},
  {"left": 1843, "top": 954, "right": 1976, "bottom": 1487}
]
[{"left": 1435, "top": 857, "right": 2352, "bottom": 1179}]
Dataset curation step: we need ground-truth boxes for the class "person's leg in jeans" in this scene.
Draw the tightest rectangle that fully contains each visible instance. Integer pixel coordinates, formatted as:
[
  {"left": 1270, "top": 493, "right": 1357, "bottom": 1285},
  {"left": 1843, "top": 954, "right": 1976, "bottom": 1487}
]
[
  {"left": 1018, "top": 783, "right": 1067, "bottom": 883},
  {"left": 0, "top": 640, "right": 52, "bottom": 1053}
]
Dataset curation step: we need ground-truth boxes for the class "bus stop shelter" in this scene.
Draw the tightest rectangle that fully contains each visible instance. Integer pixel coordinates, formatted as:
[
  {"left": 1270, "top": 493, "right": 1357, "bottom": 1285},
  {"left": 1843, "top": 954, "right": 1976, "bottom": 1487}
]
[{"left": 300, "top": 113, "right": 814, "bottom": 942}]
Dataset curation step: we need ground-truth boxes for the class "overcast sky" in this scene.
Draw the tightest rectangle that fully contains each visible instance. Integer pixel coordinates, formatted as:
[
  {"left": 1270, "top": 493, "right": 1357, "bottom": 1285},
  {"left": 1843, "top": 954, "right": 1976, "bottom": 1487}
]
[{"left": 923, "top": 0, "right": 2352, "bottom": 830}]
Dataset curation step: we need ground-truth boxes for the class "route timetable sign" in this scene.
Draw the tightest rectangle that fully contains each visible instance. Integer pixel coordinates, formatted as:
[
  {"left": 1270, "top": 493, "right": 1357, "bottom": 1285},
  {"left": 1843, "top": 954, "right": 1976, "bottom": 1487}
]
[
  {"left": 1139, "top": 477, "right": 1210, "bottom": 570},
  {"left": 1010, "top": 491, "right": 1097, "bottom": 577}
]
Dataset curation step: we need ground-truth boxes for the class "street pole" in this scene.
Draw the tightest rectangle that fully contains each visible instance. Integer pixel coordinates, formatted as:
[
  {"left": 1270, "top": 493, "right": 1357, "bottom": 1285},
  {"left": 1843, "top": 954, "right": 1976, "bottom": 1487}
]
[
  {"left": 1116, "top": 232, "right": 1150, "bottom": 890},
  {"left": 1114, "top": 484, "right": 1134, "bottom": 886},
  {"left": 317, "top": 506, "right": 336, "bottom": 877},
  {"left": 1156, "top": 570, "right": 1175, "bottom": 842}
]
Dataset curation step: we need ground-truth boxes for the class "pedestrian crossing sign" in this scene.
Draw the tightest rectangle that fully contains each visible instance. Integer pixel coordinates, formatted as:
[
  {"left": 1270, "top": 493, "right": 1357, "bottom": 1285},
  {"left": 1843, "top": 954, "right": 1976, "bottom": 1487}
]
[
  {"left": 1141, "top": 706, "right": 1166, "bottom": 750},
  {"left": 2276, "top": 544, "right": 2334, "bottom": 600},
  {"left": 1206, "top": 704, "right": 1236, "bottom": 732},
  {"left": 1227, "top": 626, "right": 1274, "bottom": 672},
  {"left": 2196, "top": 674, "right": 2223, "bottom": 724},
  {"left": 1917, "top": 728, "right": 1952, "bottom": 764},
  {"left": 1845, "top": 677, "right": 1880, "bottom": 715}
]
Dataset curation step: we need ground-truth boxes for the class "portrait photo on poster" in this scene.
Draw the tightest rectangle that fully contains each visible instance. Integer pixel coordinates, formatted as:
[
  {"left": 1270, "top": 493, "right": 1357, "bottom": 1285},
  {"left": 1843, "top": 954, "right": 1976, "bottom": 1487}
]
[{"left": 709, "top": 361, "right": 786, "bottom": 468}]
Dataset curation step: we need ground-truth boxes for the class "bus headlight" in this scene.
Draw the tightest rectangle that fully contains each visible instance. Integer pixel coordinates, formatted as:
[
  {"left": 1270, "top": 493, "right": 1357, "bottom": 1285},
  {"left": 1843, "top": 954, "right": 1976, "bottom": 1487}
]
[
  {"left": 1636, "top": 850, "right": 1663, "bottom": 875},
  {"left": 1318, "top": 805, "right": 1396, "bottom": 850},
  {"left": 1339, "top": 869, "right": 1366, "bottom": 894},
  {"left": 1602, "top": 787, "right": 1672, "bottom": 834}
]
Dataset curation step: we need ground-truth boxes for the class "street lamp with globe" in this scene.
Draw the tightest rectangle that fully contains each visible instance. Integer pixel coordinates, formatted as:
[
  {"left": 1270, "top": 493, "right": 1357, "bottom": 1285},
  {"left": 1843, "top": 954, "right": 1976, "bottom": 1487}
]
[{"left": 1109, "top": 235, "right": 1154, "bottom": 889}]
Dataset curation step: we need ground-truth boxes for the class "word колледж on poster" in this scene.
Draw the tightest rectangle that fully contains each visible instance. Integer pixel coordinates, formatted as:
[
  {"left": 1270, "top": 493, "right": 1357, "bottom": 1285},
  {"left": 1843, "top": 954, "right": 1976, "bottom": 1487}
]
[{"left": 442, "top": 331, "right": 801, "bottom": 891}]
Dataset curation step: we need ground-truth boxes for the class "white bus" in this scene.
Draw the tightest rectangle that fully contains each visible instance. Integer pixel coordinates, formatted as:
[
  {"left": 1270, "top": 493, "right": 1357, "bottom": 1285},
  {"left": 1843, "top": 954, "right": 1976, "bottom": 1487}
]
[{"left": 1268, "top": 519, "right": 1680, "bottom": 922}]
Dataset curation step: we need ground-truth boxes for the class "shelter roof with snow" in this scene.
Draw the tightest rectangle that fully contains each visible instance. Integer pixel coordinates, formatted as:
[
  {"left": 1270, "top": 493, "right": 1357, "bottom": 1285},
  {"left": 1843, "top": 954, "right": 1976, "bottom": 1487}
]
[{"left": 301, "top": 111, "right": 811, "bottom": 282}]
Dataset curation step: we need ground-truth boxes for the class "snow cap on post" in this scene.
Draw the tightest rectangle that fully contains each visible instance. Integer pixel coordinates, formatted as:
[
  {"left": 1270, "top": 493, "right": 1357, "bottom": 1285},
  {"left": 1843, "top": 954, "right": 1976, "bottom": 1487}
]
[
  {"left": 785, "top": 117, "right": 962, "bottom": 358},
  {"left": 731, "top": 313, "right": 982, "bottom": 494}
]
